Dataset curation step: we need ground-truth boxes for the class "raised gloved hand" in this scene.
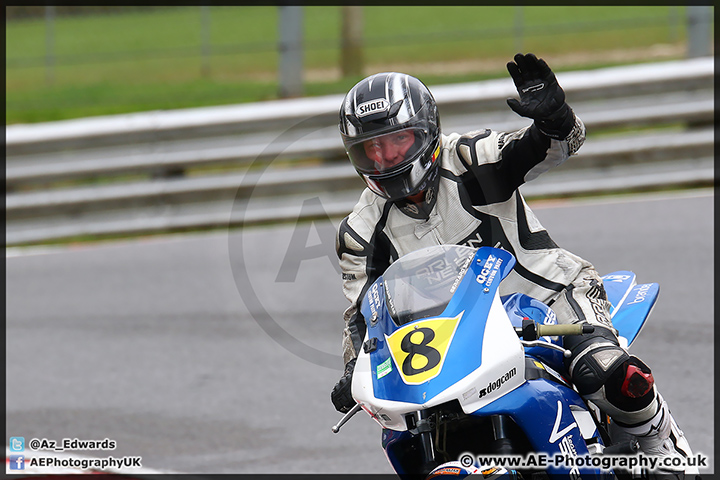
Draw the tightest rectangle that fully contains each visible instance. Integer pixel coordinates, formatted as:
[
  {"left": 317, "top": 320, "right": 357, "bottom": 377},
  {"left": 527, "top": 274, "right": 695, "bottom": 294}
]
[
  {"left": 331, "top": 358, "right": 357, "bottom": 413},
  {"left": 506, "top": 53, "right": 574, "bottom": 139}
]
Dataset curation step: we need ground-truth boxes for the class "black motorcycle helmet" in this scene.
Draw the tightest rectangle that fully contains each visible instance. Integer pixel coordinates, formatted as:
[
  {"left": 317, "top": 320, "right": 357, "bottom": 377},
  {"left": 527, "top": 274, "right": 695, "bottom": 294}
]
[{"left": 339, "top": 72, "right": 442, "bottom": 207}]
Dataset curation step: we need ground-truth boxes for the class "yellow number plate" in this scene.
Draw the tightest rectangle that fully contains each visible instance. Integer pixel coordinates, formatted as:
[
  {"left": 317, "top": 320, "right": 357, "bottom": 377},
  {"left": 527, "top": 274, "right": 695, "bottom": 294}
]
[{"left": 385, "top": 312, "right": 463, "bottom": 385}]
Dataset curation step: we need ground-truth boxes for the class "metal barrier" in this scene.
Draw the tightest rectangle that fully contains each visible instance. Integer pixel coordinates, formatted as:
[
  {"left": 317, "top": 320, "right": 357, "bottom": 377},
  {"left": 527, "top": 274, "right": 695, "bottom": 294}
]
[{"left": 5, "top": 57, "right": 714, "bottom": 246}]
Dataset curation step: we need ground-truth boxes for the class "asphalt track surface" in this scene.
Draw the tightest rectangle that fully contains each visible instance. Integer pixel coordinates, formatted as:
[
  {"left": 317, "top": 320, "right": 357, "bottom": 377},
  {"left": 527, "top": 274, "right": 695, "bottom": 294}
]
[{"left": 6, "top": 188, "right": 714, "bottom": 474}]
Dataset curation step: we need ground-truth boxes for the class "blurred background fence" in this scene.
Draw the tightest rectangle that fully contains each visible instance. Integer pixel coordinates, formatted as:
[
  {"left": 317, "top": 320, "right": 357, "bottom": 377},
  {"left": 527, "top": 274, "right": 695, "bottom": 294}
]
[
  {"left": 6, "top": 58, "right": 714, "bottom": 245},
  {"left": 6, "top": 6, "right": 714, "bottom": 124},
  {"left": 4, "top": 6, "right": 715, "bottom": 246}
]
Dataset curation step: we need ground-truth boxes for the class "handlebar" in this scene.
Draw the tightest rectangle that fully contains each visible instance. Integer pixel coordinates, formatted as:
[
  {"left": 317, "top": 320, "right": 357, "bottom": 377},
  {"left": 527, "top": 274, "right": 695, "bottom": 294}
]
[
  {"left": 515, "top": 320, "right": 595, "bottom": 357},
  {"left": 538, "top": 323, "right": 595, "bottom": 337},
  {"left": 515, "top": 319, "right": 594, "bottom": 341}
]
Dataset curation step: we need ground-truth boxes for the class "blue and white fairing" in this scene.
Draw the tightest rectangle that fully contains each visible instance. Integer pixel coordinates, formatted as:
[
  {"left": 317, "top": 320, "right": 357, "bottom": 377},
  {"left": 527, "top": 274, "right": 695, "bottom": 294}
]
[
  {"left": 352, "top": 246, "right": 524, "bottom": 431},
  {"left": 501, "top": 270, "right": 659, "bottom": 371},
  {"left": 601, "top": 271, "right": 658, "bottom": 348},
  {"left": 502, "top": 292, "right": 566, "bottom": 371},
  {"left": 352, "top": 246, "right": 613, "bottom": 478}
]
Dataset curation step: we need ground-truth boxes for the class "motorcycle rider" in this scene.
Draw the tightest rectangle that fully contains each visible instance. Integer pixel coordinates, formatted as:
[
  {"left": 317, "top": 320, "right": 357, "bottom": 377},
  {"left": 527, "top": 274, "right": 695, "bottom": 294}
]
[{"left": 330, "top": 53, "right": 697, "bottom": 479}]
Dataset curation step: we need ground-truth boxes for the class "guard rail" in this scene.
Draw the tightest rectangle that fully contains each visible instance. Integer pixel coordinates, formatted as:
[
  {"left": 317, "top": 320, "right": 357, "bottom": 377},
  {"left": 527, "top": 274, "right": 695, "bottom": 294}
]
[{"left": 5, "top": 57, "right": 714, "bottom": 246}]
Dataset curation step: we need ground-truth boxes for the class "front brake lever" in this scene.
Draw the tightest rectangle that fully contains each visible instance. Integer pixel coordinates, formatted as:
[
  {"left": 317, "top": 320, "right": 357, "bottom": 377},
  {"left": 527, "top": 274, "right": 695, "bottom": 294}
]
[
  {"left": 519, "top": 339, "right": 572, "bottom": 357},
  {"left": 331, "top": 403, "right": 363, "bottom": 434}
]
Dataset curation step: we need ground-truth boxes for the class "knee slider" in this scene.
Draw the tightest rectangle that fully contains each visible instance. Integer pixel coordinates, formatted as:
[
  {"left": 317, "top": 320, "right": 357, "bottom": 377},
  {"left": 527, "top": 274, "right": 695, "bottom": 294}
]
[
  {"left": 564, "top": 324, "right": 629, "bottom": 395},
  {"left": 605, "top": 356, "right": 656, "bottom": 414},
  {"left": 564, "top": 326, "right": 657, "bottom": 418}
]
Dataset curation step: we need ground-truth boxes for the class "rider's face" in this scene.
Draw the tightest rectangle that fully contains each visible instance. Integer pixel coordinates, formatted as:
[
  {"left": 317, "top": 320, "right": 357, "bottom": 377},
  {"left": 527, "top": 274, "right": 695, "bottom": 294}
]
[{"left": 363, "top": 130, "right": 416, "bottom": 172}]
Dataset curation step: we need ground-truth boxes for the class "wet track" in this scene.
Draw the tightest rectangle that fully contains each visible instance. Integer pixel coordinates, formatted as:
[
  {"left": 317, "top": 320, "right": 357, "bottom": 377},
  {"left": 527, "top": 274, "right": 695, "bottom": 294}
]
[{"left": 6, "top": 189, "right": 714, "bottom": 474}]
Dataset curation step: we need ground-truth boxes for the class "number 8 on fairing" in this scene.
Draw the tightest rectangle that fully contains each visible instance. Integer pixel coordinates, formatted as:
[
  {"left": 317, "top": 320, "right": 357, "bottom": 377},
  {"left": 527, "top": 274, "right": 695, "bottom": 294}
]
[
  {"left": 401, "top": 327, "right": 441, "bottom": 375},
  {"left": 385, "top": 313, "right": 463, "bottom": 385}
]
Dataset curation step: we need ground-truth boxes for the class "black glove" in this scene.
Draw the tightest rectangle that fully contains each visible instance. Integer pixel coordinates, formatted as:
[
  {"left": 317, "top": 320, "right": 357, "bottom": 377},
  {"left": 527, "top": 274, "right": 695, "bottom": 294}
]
[
  {"left": 506, "top": 53, "right": 574, "bottom": 139},
  {"left": 331, "top": 358, "right": 356, "bottom": 413}
]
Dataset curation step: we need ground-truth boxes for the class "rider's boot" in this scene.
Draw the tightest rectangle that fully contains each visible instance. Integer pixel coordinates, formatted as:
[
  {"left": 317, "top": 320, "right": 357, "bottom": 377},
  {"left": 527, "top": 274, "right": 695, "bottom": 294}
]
[{"left": 613, "top": 393, "right": 699, "bottom": 480}]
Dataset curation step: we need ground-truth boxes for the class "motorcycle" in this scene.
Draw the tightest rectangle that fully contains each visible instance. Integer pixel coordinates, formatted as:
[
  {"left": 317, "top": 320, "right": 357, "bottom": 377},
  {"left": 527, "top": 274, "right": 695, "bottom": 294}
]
[{"left": 332, "top": 245, "right": 659, "bottom": 479}]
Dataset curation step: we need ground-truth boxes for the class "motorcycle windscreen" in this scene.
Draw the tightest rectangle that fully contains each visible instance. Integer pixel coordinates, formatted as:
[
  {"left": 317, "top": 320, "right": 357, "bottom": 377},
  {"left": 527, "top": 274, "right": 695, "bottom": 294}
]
[
  {"left": 383, "top": 245, "right": 477, "bottom": 327},
  {"left": 370, "top": 246, "right": 516, "bottom": 404}
]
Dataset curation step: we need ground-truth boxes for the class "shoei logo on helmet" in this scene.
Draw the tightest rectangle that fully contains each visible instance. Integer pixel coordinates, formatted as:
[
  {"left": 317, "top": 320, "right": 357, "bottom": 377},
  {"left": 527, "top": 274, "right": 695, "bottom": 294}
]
[{"left": 356, "top": 99, "right": 389, "bottom": 117}]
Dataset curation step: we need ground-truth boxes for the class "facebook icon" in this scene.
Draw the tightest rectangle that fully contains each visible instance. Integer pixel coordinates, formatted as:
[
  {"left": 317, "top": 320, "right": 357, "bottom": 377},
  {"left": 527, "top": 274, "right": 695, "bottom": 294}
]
[{"left": 9, "top": 455, "right": 25, "bottom": 470}]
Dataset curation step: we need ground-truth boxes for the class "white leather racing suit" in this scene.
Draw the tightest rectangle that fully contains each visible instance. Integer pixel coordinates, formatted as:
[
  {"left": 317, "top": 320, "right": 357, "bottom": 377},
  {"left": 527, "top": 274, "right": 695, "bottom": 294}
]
[
  {"left": 336, "top": 116, "right": 596, "bottom": 367},
  {"left": 335, "top": 115, "right": 698, "bottom": 473}
]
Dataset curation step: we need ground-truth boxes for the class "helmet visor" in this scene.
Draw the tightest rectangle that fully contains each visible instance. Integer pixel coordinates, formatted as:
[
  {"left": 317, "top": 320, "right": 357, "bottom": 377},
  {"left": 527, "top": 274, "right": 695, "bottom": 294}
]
[{"left": 344, "top": 127, "right": 429, "bottom": 175}]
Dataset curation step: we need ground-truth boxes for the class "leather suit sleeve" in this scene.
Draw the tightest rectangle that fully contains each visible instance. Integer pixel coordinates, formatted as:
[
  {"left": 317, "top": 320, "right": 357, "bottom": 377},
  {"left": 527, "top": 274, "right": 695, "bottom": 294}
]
[
  {"left": 336, "top": 203, "right": 395, "bottom": 366},
  {"left": 455, "top": 116, "right": 585, "bottom": 202}
]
